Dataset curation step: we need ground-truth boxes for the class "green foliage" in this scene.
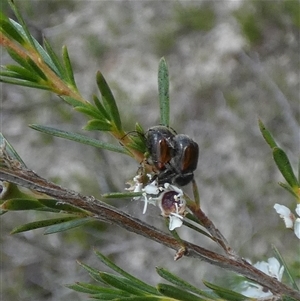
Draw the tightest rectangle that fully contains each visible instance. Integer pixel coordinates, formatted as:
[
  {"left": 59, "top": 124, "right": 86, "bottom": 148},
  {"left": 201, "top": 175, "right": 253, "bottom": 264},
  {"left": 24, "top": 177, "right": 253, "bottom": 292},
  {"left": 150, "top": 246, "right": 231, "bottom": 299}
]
[
  {"left": 158, "top": 57, "right": 170, "bottom": 127},
  {"left": 259, "top": 119, "right": 300, "bottom": 201},
  {"left": 29, "top": 125, "right": 128, "bottom": 154},
  {"left": 70, "top": 251, "right": 247, "bottom": 301}
]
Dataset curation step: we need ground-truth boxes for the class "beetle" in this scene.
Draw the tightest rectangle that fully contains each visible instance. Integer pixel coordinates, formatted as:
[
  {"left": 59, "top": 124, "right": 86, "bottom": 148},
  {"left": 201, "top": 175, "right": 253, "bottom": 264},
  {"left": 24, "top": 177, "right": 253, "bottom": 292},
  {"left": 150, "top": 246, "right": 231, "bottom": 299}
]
[
  {"left": 145, "top": 125, "right": 176, "bottom": 171},
  {"left": 145, "top": 126, "right": 199, "bottom": 186},
  {"left": 168, "top": 134, "right": 199, "bottom": 186}
]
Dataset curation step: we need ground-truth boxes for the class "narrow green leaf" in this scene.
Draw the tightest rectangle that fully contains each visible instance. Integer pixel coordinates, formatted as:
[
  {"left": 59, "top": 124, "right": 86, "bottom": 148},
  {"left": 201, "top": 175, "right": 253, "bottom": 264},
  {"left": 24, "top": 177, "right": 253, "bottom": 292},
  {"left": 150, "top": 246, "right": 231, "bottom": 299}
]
[
  {"left": 95, "top": 251, "right": 159, "bottom": 295},
  {"left": 273, "top": 147, "right": 299, "bottom": 188},
  {"left": 158, "top": 57, "right": 170, "bottom": 127},
  {"left": 93, "top": 95, "right": 111, "bottom": 121},
  {"left": 96, "top": 71, "right": 122, "bottom": 131},
  {"left": 0, "top": 209, "right": 8, "bottom": 215},
  {"left": 30, "top": 36, "right": 60, "bottom": 76},
  {"left": 26, "top": 57, "right": 48, "bottom": 81},
  {"left": 6, "top": 48, "right": 32, "bottom": 69},
  {"left": 84, "top": 119, "right": 113, "bottom": 131},
  {"left": 127, "top": 134, "right": 147, "bottom": 153},
  {"left": 29, "top": 124, "right": 128, "bottom": 154},
  {"left": 0, "top": 76, "right": 51, "bottom": 90},
  {"left": 1, "top": 198, "right": 44, "bottom": 211},
  {"left": 278, "top": 182, "right": 299, "bottom": 199},
  {"left": 8, "top": 0, "right": 37, "bottom": 49},
  {"left": 62, "top": 45, "right": 77, "bottom": 89},
  {"left": 68, "top": 282, "right": 131, "bottom": 297},
  {"left": 4, "top": 65, "right": 40, "bottom": 82},
  {"left": 77, "top": 261, "right": 107, "bottom": 284},
  {"left": 67, "top": 283, "right": 103, "bottom": 294},
  {"left": 75, "top": 105, "right": 104, "bottom": 119},
  {"left": 43, "top": 37, "right": 64, "bottom": 77},
  {"left": 135, "top": 122, "right": 145, "bottom": 136},
  {"left": 0, "top": 18, "right": 26, "bottom": 45},
  {"left": 156, "top": 267, "right": 215, "bottom": 299},
  {"left": 62, "top": 96, "right": 86, "bottom": 107},
  {"left": 157, "top": 284, "right": 205, "bottom": 301},
  {"left": 272, "top": 245, "right": 299, "bottom": 291},
  {"left": 258, "top": 119, "right": 278, "bottom": 149},
  {"left": 102, "top": 192, "right": 142, "bottom": 199},
  {"left": 10, "top": 216, "right": 78, "bottom": 234},
  {"left": 89, "top": 292, "right": 134, "bottom": 300},
  {"left": 203, "top": 281, "right": 246, "bottom": 301},
  {"left": 44, "top": 217, "right": 93, "bottom": 234},
  {"left": 99, "top": 272, "right": 147, "bottom": 296},
  {"left": 38, "top": 199, "right": 89, "bottom": 214}
]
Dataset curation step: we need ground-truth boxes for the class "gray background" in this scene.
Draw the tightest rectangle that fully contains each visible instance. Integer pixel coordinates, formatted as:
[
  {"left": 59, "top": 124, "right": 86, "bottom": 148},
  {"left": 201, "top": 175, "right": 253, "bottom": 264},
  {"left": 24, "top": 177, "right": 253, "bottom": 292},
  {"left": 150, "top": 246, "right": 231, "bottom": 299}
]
[{"left": 1, "top": 1, "right": 299, "bottom": 300}]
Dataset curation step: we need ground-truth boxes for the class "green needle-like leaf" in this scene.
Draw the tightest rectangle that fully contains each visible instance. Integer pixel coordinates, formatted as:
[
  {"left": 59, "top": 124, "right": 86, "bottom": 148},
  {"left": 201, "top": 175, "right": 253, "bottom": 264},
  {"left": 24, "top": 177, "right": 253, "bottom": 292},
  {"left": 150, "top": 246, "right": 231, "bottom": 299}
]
[
  {"left": 273, "top": 147, "right": 299, "bottom": 189},
  {"left": 99, "top": 272, "right": 148, "bottom": 296},
  {"left": 95, "top": 251, "right": 159, "bottom": 295},
  {"left": 102, "top": 192, "right": 142, "bottom": 199},
  {"left": 62, "top": 96, "right": 88, "bottom": 107},
  {"left": 8, "top": 0, "right": 37, "bottom": 49},
  {"left": 96, "top": 71, "right": 122, "bottom": 131},
  {"left": 0, "top": 76, "right": 51, "bottom": 90},
  {"left": 4, "top": 65, "right": 40, "bottom": 82},
  {"left": 0, "top": 14, "right": 26, "bottom": 45},
  {"left": 84, "top": 119, "right": 113, "bottom": 131},
  {"left": 26, "top": 57, "right": 48, "bottom": 81},
  {"left": 44, "top": 217, "right": 94, "bottom": 234},
  {"left": 1, "top": 198, "right": 44, "bottom": 211},
  {"left": 67, "top": 282, "right": 131, "bottom": 297},
  {"left": 75, "top": 106, "right": 106, "bottom": 119},
  {"left": 6, "top": 47, "right": 32, "bottom": 69},
  {"left": 157, "top": 283, "right": 205, "bottom": 301},
  {"left": 258, "top": 119, "right": 278, "bottom": 149},
  {"left": 158, "top": 57, "right": 170, "bottom": 127},
  {"left": 10, "top": 216, "right": 80, "bottom": 234},
  {"left": 156, "top": 267, "right": 215, "bottom": 299},
  {"left": 93, "top": 95, "right": 111, "bottom": 121},
  {"left": 62, "top": 45, "right": 77, "bottom": 89},
  {"left": 77, "top": 261, "right": 107, "bottom": 284},
  {"left": 43, "top": 37, "right": 65, "bottom": 77},
  {"left": 278, "top": 182, "right": 299, "bottom": 199},
  {"left": 272, "top": 245, "right": 299, "bottom": 291},
  {"left": 203, "top": 281, "right": 246, "bottom": 301},
  {"left": 29, "top": 124, "right": 128, "bottom": 155}
]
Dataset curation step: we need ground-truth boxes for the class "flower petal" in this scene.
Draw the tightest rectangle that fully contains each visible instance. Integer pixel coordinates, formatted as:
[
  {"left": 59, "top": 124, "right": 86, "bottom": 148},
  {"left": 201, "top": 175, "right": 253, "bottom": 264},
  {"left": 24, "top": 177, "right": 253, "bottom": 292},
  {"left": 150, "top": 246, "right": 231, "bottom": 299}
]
[
  {"left": 295, "top": 204, "right": 300, "bottom": 217},
  {"left": 294, "top": 218, "right": 300, "bottom": 239},
  {"left": 274, "top": 204, "right": 294, "bottom": 228},
  {"left": 274, "top": 204, "right": 291, "bottom": 216},
  {"left": 169, "top": 215, "right": 183, "bottom": 231}
]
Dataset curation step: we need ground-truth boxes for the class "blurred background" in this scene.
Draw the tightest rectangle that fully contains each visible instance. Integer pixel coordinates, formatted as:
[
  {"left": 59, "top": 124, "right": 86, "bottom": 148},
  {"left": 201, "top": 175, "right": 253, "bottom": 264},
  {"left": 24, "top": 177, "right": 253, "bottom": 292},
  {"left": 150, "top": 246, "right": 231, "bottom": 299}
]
[{"left": 1, "top": 1, "right": 299, "bottom": 300}]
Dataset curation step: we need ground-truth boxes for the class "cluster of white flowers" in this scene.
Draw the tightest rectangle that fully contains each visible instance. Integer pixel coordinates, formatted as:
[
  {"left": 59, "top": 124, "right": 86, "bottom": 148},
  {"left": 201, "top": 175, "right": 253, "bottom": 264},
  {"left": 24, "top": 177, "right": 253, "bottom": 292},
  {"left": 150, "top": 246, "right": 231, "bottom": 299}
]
[
  {"left": 240, "top": 257, "right": 284, "bottom": 298},
  {"left": 274, "top": 203, "right": 300, "bottom": 239},
  {"left": 126, "top": 175, "right": 186, "bottom": 231}
]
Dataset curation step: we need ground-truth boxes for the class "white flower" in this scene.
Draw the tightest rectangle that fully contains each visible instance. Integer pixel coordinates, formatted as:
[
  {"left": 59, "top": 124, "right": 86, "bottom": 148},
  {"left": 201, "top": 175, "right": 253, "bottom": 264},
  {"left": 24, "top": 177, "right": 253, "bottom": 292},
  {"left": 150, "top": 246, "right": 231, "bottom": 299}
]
[
  {"left": 126, "top": 176, "right": 186, "bottom": 231},
  {"left": 154, "top": 183, "right": 186, "bottom": 231},
  {"left": 274, "top": 203, "right": 300, "bottom": 239},
  {"left": 240, "top": 257, "right": 284, "bottom": 298}
]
